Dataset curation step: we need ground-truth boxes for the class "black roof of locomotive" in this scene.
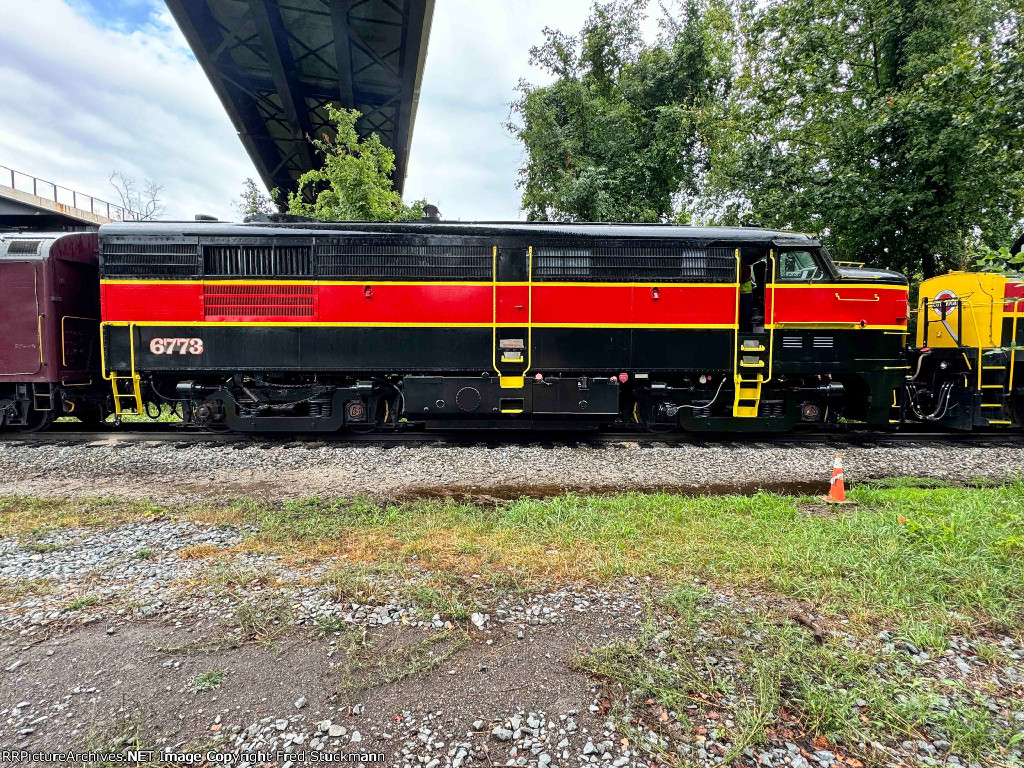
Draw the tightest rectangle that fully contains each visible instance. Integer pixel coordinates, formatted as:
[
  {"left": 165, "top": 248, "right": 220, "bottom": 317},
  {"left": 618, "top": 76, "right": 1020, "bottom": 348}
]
[{"left": 100, "top": 220, "right": 821, "bottom": 248}]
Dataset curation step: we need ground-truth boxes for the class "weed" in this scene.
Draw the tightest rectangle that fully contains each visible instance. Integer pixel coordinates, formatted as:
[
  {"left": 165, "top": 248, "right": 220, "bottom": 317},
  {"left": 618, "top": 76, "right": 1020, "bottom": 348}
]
[
  {"left": 203, "top": 562, "right": 274, "bottom": 592},
  {"left": 66, "top": 594, "right": 99, "bottom": 612},
  {"left": 322, "top": 566, "right": 382, "bottom": 604},
  {"left": 179, "top": 544, "right": 224, "bottom": 561},
  {"left": 662, "top": 582, "right": 712, "bottom": 617},
  {"left": 0, "top": 577, "right": 54, "bottom": 603},
  {"left": 135, "top": 548, "right": 154, "bottom": 560},
  {"left": 899, "top": 617, "right": 949, "bottom": 652},
  {"left": 577, "top": 605, "right": 1012, "bottom": 762},
  {"left": 312, "top": 615, "right": 349, "bottom": 637},
  {"left": 235, "top": 593, "right": 293, "bottom": 643},
  {"left": 0, "top": 496, "right": 167, "bottom": 537},
  {"left": 973, "top": 641, "right": 1004, "bottom": 665},
  {"left": 402, "top": 584, "right": 471, "bottom": 621},
  {"left": 186, "top": 669, "right": 228, "bottom": 693},
  {"left": 335, "top": 627, "right": 468, "bottom": 703}
]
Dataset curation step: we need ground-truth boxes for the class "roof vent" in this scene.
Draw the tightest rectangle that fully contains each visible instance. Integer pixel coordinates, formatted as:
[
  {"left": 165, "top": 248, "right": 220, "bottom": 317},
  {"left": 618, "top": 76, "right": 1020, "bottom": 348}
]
[
  {"left": 195, "top": 214, "right": 219, "bottom": 222},
  {"left": 422, "top": 204, "right": 441, "bottom": 221}
]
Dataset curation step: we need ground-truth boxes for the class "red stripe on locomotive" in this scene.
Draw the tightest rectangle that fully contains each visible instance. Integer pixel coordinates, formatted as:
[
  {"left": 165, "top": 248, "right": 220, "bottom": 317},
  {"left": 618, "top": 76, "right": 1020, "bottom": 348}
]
[
  {"left": 101, "top": 281, "right": 739, "bottom": 326},
  {"left": 1006, "top": 281, "right": 1024, "bottom": 312},
  {"left": 103, "top": 281, "right": 203, "bottom": 322},
  {"left": 768, "top": 286, "right": 908, "bottom": 327}
]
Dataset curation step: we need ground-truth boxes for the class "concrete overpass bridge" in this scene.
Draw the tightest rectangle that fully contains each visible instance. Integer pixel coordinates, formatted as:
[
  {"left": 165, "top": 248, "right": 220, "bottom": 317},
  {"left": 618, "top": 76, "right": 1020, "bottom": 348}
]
[
  {"left": 166, "top": 0, "right": 434, "bottom": 199},
  {"left": 0, "top": 165, "right": 136, "bottom": 231}
]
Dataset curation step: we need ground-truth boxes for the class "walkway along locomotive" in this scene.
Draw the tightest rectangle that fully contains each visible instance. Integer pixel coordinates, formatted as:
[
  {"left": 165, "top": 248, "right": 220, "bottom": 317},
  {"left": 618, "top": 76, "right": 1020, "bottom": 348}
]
[{"left": 95, "top": 219, "right": 917, "bottom": 432}]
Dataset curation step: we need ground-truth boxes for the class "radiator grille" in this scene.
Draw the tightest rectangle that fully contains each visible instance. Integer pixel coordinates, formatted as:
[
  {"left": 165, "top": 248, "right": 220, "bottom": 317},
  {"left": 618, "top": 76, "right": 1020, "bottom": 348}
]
[
  {"left": 204, "top": 245, "right": 313, "bottom": 277},
  {"left": 317, "top": 240, "right": 491, "bottom": 280},
  {"left": 102, "top": 241, "right": 200, "bottom": 277},
  {"left": 203, "top": 284, "right": 315, "bottom": 319},
  {"left": 533, "top": 246, "right": 735, "bottom": 282}
]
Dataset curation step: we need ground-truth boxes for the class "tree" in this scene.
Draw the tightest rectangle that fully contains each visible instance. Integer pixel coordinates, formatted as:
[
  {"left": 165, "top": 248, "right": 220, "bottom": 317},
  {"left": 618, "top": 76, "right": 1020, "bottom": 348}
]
[
  {"left": 706, "top": 0, "right": 1024, "bottom": 278},
  {"left": 287, "top": 106, "right": 425, "bottom": 221},
  {"left": 109, "top": 171, "right": 165, "bottom": 221},
  {"left": 509, "top": 0, "right": 735, "bottom": 222},
  {"left": 234, "top": 178, "right": 276, "bottom": 218},
  {"left": 511, "top": 0, "right": 1024, "bottom": 278}
]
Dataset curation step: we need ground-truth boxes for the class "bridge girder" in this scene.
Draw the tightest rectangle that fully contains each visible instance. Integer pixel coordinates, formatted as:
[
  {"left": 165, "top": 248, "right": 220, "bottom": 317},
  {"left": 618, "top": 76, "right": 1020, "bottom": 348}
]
[{"left": 166, "top": 0, "right": 433, "bottom": 199}]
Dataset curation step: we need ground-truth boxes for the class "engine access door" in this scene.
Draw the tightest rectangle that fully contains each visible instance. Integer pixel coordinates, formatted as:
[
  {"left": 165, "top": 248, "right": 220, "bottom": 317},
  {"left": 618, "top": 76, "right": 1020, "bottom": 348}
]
[
  {"left": 493, "top": 246, "right": 531, "bottom": 383},
  {"left": 0, "top": 260, "right": 42, "bottom": 376}
]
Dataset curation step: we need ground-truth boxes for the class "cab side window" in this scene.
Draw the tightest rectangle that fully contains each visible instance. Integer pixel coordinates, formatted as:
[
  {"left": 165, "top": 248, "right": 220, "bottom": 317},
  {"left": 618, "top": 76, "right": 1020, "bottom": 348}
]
[{"left": 778, "top": 250, "right": 824, "bottom": 281}]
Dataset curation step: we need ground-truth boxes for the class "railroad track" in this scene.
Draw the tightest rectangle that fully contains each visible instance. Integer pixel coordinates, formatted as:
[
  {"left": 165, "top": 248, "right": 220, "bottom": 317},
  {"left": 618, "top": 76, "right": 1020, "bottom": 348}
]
[{"left": 1, "top": 425, "right": 1020, "bottom": 448}]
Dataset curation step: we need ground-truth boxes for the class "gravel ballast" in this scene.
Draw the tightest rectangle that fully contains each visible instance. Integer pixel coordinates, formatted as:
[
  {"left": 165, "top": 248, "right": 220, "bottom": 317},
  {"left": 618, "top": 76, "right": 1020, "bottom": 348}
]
[{"left": 0, "top": 440, "right": 1021, "bottom": 501}]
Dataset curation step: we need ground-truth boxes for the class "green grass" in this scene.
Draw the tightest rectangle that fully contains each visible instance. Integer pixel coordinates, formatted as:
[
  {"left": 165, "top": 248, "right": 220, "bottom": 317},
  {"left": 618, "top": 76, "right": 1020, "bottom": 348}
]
[
  {"left": 65, "top": 594, "right": 100, "bottom": 611},
  {"left": 575, "top": 596, "right": 1017, "bottom": 762},
  {"left": 4, "top": 481, "right": 1023, "bottom": 635},
  {"left": 185, "top": 669, "right": 228, "bottom": 693},
  {"left": 212, "top": 482, "right": 1024, "bottom": 634},
  {"left": 0, "top": 496, "right": 167, "bottom": 537}
]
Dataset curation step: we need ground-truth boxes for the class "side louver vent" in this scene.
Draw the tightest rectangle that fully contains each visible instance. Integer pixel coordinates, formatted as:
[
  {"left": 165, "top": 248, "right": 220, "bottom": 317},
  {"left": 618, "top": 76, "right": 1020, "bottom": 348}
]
[
  {"left": 6, "top": 240, "right": 41, "bottom": 255},
  {"left": 782, "top": 336, "right": 802, "bottom": 349},
  {"left": 204, "top": 284, "right": 316, "bottom": 320},
  {"left": 813, "top": 336, "right": 834, "bottom": 349},
  {"left": 102, "top": 241, "right": 200, "bottom": 278},
  {"left": 316, "top": 239, "right": 491, "bottom": 281},
  {"left": 533, "top": 245, "right": 735, "bottom": 283},
  {"left": 204, "top": 244, "right": 313, "bottom": 277}
]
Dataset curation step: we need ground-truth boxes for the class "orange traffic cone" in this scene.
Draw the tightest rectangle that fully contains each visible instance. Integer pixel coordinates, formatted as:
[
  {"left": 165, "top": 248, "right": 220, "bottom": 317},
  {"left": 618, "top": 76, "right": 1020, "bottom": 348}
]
[{"left": 827, "top": 452, "right": 846, "bottom": 503}]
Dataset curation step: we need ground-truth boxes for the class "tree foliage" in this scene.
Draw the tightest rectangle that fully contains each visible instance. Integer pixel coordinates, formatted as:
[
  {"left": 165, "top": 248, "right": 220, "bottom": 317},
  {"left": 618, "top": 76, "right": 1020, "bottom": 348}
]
[
  {"left": 287, "top": 106, "right": 424, "bottom": 222},
  {"left": 511, "top": 0, "right": 1024, "bottom": 278},
  {"left": 234, "top": 177, "right": 276, "bottom": 218},
  {"left": 509, "top": 0, "right": 735, "bottom": 222},
  {"left": 718, "top": 0, "right": 1024, "bottom": 278}
]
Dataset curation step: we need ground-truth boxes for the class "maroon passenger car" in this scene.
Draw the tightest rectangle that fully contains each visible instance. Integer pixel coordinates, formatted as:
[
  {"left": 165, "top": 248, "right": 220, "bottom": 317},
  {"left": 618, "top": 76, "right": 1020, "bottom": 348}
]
[{"left": 0, "top": 232, "right": 107, "bottom": 430}]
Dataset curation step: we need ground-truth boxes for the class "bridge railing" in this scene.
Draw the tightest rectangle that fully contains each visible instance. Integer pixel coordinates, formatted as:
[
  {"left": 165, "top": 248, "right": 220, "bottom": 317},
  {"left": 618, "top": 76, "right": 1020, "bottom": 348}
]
[{"left": 0, "top": 164, "right": 140, "bottom": 222}]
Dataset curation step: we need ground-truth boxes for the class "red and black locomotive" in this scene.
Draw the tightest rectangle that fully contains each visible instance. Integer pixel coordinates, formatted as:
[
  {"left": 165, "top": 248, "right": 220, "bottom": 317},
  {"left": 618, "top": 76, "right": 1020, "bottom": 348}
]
[{"left": 2, "top": 217, "right": 1021, "bottom": 433}]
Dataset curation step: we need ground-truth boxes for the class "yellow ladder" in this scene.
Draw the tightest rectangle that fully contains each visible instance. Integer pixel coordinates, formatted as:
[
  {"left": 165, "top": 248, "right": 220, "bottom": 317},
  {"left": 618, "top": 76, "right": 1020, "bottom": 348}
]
[
  {"left": 733, "top": 339, "right": 767, "bottom": 417},
  {"left": 979, "top": 352, "right": 1011, "bottom": 425},
  {"left": 733, "top": 375, "right": 763, "bottom": 418},
  {"left": 110, "top": 374, "right": 143, "bottom": 416},
  {"left": 100, "top": 322, "right": 144, "bottom": 415}
]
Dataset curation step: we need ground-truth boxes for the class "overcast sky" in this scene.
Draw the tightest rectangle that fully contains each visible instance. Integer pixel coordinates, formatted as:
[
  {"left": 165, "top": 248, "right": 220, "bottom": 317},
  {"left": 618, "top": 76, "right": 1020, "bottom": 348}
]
[{"left": 0, "top": 0, "right": 607, "bottom": 221}]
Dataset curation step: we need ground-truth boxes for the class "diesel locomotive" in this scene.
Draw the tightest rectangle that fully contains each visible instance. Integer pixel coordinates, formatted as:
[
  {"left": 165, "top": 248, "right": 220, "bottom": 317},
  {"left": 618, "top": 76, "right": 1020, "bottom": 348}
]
[{"left": 1, "top": 218, "right": 1021, "bottom": 433}]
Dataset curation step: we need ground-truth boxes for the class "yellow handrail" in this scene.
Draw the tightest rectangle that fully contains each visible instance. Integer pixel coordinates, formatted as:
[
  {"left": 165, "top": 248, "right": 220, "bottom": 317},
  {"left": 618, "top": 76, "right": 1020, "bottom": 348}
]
[
  {"left": 491, "top": 246, "right": 500, "bottom": 377},
  {"left": 732, "top": 249, "right": 741, "bottom": 385},
  {"left": 523, "top": 246, "right": 533, "bottom": 377}
]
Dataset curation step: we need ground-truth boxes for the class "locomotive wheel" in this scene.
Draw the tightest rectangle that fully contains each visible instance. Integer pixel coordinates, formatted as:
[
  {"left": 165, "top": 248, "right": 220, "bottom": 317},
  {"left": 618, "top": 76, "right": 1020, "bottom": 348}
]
[{"left": 11, "top": 408, "right": 54, "bottom": 433}]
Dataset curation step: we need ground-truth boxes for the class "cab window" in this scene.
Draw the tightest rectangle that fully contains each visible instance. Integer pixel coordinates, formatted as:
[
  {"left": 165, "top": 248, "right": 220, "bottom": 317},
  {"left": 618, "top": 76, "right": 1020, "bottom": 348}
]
[{"left": 778, "top": 250, "right": 825, "bottom": 281}]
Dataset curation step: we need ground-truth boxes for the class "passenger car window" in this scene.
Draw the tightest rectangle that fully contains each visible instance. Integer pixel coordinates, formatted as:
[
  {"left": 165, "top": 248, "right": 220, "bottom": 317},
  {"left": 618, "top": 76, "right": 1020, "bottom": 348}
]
[{"left": 778, "top": 250, "right": 824, "bottom": 281}]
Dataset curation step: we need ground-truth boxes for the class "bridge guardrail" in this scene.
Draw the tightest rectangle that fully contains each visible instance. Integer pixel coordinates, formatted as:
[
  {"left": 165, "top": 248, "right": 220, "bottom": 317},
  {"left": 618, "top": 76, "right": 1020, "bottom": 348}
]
[{"left": 1, "top": 164, "right": 140, "bottom": 222}]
